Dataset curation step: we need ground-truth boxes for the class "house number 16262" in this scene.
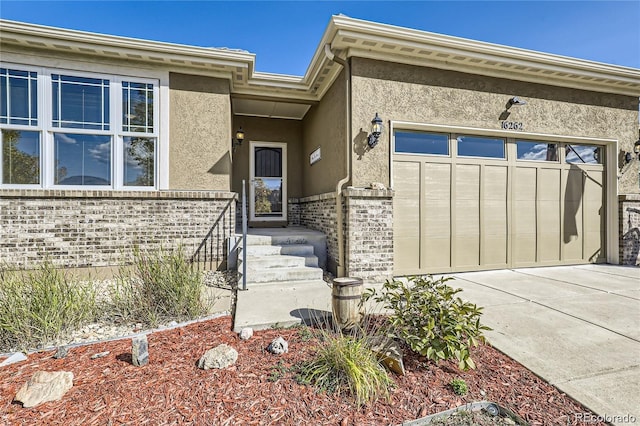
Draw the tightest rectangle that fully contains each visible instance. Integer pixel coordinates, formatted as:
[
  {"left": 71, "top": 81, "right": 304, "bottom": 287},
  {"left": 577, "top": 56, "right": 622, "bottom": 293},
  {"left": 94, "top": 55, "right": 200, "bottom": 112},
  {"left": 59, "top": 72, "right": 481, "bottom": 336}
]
[{"left": 501, "top": 121, "right": 524, "bottom": 130}]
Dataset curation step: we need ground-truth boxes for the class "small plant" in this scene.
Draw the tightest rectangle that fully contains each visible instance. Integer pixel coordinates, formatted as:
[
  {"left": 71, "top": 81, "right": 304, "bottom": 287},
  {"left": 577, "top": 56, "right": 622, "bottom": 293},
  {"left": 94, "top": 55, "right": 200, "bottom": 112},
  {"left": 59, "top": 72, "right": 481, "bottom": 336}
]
[
  {"left": 109, "top": 246, "right": 207, "bottom": 327},
  {"left": 297, "top": 329, "right": 394, "bottom": 406},
  {"left": 268, "top": 360, "right": 290, "bottom": 382},
  {"left": 0, "top": 262, "right": 98, "bottom": 351},
  {"left": 297, "top": 325, "right": 314, "bottom": 342},
  {"left": 450, "top": 378, "right": 468, "bottom": 396},
  {"left": 369, "top": 276, "right": 491, "bottom": 371}
]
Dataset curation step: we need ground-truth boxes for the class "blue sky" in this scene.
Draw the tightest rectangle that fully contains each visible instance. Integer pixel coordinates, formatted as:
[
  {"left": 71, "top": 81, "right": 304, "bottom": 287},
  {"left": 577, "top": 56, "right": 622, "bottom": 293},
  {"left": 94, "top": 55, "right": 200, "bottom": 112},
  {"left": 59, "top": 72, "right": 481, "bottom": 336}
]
[{"left": 1, "top": 1, "right": 638, "bottom": 76}]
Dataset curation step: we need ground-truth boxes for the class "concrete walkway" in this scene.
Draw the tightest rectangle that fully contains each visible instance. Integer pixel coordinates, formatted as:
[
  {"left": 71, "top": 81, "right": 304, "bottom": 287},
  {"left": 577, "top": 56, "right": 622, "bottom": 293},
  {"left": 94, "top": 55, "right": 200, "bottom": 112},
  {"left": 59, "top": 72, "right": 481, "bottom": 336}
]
[{"left": 447, "top": 265, "right": 640, "bottom": 424}]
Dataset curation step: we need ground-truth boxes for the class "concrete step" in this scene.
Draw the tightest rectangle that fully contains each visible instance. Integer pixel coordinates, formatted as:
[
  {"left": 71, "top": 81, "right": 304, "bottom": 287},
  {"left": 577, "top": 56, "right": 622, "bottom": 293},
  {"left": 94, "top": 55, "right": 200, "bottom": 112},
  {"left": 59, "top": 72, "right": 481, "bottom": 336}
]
[
  {"left": 243, "top": 266, "right": 323, "bottom": 283},
  {"left": 239, "top": 254, "right": 318, "bottom": 269},
  {"left": 243, "top": 244, "right": 315, "bottom": 257},
  {"left": 244, "top": 234, "right": 311, "bottom": 246}
]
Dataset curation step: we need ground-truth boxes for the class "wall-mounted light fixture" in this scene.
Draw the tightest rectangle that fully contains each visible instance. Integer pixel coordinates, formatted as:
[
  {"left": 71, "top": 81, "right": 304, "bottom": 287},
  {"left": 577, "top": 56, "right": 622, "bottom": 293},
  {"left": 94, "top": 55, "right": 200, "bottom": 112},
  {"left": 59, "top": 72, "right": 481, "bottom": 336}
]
[
  {"left": 232, "top": 127, "right": 245, "bottom": 150},
  {"left": 506, "top": 96, "right": 527, "bottom": 109},
  {"left": 624, "top": 151, "right": 633, "bottom": 164},
  {"left": 635, "top": 139, "right": 640, "bottom": 160},
  {"left": 367, "top": 112, "right": 383, "bottom": 148}
]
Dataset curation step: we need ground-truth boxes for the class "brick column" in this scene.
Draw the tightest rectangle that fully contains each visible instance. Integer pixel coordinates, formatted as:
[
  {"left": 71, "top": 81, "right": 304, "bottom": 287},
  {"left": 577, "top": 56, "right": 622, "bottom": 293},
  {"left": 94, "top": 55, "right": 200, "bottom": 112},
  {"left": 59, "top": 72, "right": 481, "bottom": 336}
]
[
  {"left": 343, "top": 188, "right": 394, "bottom": 284},
  {"left": 619, "top": 194, "right": 640, "bottom": 265}
]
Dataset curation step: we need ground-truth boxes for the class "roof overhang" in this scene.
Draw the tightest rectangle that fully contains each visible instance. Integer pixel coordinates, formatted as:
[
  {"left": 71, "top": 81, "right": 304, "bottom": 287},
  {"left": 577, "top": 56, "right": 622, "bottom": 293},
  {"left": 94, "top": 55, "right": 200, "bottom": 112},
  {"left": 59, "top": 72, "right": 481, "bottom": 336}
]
[
  {"left": 1, "top": 16, "right": 638, "bottom": 120},
  {"left": 325, "top": 16, "right": 640, "bottom": 97}
]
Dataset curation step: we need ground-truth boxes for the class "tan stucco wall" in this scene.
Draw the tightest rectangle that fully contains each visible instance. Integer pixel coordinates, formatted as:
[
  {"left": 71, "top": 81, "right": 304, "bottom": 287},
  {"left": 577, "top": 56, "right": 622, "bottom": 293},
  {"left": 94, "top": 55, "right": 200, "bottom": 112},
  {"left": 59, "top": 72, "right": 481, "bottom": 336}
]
[
  {"left": 231, "top": 116, "right": 303, "bottom": 198},
  {"left": 169, "top": 73, "right": 232, "bottom": 190},
  {"left": 350, "top": 58, "right": 639, "bottom": 194},
  {"left": 301, "top": 70, "right": 348, "bottom": 197}
]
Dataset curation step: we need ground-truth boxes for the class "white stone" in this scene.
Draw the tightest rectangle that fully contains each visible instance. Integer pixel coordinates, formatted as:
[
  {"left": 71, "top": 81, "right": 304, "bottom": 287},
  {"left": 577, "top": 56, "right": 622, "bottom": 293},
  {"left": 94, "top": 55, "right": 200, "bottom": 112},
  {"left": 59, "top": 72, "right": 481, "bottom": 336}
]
[
  {"left": 132, "top": 335, "right": 149, "bottom": 366},
  {"left": 0, "top": 352, "right": 28, "bottom": 367},
  {"left": 267, "top": 337, "right": 288, "bottom": 355},
  {"left": 197, "top": 344, "right": 238, "bottom": 370},
  {"left": 14, "top": 371, "right": 74, "bottom": 408},
  {"left": 239, "top": 328, "right": 253, "bottom": 340}
]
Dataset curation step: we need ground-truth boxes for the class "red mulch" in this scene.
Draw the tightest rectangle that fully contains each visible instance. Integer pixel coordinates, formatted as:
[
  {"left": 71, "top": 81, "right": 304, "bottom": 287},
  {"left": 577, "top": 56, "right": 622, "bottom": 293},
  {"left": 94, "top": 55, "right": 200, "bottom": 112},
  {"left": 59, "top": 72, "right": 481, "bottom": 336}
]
[{"left": 1, "top": 316, "right": 605, "bottom": 425}]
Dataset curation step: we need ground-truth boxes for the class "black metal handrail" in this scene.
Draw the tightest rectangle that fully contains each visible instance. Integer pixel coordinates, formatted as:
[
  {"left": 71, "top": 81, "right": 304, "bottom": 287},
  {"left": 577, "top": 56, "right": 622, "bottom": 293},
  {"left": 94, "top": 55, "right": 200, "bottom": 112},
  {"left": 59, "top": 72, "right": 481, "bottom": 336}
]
[{"left": 190, "top": 197, "right": 236, "bottom": 271}]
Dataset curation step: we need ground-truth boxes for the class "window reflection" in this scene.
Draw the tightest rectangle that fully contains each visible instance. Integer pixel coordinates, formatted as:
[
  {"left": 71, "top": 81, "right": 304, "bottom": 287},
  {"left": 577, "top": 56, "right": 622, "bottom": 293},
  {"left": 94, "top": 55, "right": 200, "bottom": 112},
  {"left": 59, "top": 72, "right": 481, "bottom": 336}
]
[
  {"left": 0, "top": 68, "right": 38, "bottom": 126},
  {"left": 395, "top": 131, "right": 449, "bottom": 155},
  {"left": 516, "top": 141, "right": 558, "bottom": 161},
  {"left": 54, "top": 133, "right": 111, "bottom": 185},
  {"left": 254, "top": 178, "right": 283, "bottom": 216},
  {"left": 457, "top": 136, "right": 505, "bottom": 159},
  {"left": 52, "top": 75, "right": 110, "bottom": 130},
  {"left": 124, "top": 137, "right": 155, "bottom": 186},
  {"left": 1, "top": 129, "right": 39, "bottom": 184},
  {"left": 565, "top": 144, "right": 601, "bottom": 164}
]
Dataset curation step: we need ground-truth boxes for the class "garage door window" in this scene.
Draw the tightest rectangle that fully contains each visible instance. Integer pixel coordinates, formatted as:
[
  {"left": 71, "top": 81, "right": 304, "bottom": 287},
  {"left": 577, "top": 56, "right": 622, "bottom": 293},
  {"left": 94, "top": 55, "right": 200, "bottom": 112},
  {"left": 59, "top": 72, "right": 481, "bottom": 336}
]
[
  {"left": 395, "top": 131, "right": 449, "bottom": 155},
  {"left": 457, "top": 135, "right": 505, "bottom": 159},
  {"left": 565, "top": 144, "right": 601, "bottom": 164},
  {"left": 516, "top": 140, "right": 558, "bottom": 162}
]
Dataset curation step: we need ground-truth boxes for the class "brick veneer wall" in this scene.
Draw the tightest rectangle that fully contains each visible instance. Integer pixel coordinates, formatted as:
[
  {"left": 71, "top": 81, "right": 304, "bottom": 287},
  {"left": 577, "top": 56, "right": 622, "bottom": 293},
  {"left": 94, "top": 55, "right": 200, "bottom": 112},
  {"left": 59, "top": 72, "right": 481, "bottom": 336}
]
[
  {"left": 344, "top": 188, "right": 394, "bottom": 283},
  {"left": 619, "top": 194, "right": 640, "bottom": 266},
  {"left": 290, "top": 188, "right": 395, "bottom": 283},
  {"left": 291, "top": 193, "right": 339, "bottom": 273},
  {"left": 0, "top": 190, "right": 236, "bottom": 269},
  {"left": 287, "top": 201, "right": 301, "bottom": 226}
]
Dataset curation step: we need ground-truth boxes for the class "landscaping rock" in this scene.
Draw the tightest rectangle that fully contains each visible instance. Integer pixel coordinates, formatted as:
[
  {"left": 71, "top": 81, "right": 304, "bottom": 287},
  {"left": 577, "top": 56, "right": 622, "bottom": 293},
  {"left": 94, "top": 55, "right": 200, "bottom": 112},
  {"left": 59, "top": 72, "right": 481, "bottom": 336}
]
[
  {"left": 0, "top": 352, "right": 27, "bottom": 367},
  {"left": 14, "top": 371, "right": 74, "bottom": 408},
  {"left": 53, "top": 346, "right": 69, "bottom": 359},
  {"left": 198, "top": 344, "right": 238, "bottom": 370},
  {"left": 239, "top": 328, "right": 253, "bottom": 340},
  {"left": 267, "top": 337, "right": 288, "bottom": 355},
  {"left": 132, "top": 335, "right": 149, "bottom": 366},
  {"left": 91, "top": 351, "right": 110, "bottom": 359},
  {"left": 368, "top": 336, "right": 405, "bottom": 375}
]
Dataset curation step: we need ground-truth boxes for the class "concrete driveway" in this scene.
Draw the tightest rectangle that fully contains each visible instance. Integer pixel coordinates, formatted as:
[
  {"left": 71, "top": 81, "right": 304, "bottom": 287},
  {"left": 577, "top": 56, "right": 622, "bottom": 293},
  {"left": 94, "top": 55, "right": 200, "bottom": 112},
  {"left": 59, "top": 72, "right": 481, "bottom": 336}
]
[{"left": 447, "top": 264, "right": 640, "bottom": 424}]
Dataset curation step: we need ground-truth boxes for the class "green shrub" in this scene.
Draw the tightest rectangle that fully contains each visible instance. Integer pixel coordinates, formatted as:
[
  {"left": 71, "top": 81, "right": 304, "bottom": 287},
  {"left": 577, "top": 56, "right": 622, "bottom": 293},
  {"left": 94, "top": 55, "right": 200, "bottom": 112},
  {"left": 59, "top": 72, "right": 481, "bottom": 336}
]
[
  {"left": 297, "top": 329, "right": 394, "bottom": 406},
  {"left": 450, "top": 377, "right": 468, "bottom": 395},
  {"left": 0, "top": 263, "right": 98, "bottom": 351},
  {"left": 369, "top": 276, "right": 491, "bottom": 371},
  {"left": 109, "top": 246, "right": 207, "bottom": 327}
]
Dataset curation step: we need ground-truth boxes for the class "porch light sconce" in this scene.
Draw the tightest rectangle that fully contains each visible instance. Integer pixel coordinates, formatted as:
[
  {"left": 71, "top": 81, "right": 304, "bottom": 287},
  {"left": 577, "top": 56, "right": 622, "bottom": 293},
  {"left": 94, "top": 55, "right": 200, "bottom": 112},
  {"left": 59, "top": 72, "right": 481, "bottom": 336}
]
[
  {"left": 232, "top": 127, "right": 245, "bottom": 150},
  {"left": 506, "top": 96, "right": 527, "bottom": 109},
  {"left": 635, "top": 139, "right": 640, "bottom": 160},
  {"left": 367, "top": 112, "right": 384, "bottom": 149}
]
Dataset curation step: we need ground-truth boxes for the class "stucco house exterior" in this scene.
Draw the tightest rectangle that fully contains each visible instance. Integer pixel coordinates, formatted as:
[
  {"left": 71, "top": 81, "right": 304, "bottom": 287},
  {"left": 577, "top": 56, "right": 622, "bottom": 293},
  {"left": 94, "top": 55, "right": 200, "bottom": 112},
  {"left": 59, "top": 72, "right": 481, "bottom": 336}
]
[{"left": 1, "top": 16, "right": 639, "bottom": 282}]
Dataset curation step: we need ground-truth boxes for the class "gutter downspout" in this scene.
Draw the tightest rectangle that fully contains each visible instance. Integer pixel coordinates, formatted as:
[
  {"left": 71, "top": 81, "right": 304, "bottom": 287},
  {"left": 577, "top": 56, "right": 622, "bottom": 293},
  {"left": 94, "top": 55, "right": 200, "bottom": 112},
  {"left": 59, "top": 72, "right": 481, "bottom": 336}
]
[{"left": 324, "top": 44, "right": 350, "bottom": 277}]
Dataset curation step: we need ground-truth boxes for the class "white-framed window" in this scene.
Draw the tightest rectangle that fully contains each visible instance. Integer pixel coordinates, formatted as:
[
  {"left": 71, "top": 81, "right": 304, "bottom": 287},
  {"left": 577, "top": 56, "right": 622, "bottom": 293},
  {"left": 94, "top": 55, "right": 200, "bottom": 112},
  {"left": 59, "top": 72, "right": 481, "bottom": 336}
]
[{"left": 0, "top": 63, "right": 159, "bottom": 189}]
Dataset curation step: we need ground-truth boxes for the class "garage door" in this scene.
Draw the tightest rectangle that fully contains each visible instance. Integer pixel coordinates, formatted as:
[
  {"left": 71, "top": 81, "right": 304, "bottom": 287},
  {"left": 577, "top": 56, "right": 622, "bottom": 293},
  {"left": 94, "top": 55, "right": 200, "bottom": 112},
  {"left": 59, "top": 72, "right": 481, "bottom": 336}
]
[{"left": 393, "top": 130, "right": 606, "bottom": 275}]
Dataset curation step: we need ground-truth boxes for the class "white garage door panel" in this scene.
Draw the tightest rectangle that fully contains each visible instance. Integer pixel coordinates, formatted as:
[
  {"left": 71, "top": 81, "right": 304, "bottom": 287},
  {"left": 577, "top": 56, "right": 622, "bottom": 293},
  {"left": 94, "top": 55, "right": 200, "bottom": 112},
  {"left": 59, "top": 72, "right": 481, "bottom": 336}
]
[
  {"left": 393, "top": 162, "right": 421, "bottom": 271},
  {"left": 454, "top": 165, "right": 480, "bottom": 268},
  {"left": 482, "top": 165, "right": 508, "bottom": 267},
  {"left": 423, "top": 163, "right": 452, "bottom": 270},
  {"left": 513, "top": 167, "right": 537, "bottom": 266}
]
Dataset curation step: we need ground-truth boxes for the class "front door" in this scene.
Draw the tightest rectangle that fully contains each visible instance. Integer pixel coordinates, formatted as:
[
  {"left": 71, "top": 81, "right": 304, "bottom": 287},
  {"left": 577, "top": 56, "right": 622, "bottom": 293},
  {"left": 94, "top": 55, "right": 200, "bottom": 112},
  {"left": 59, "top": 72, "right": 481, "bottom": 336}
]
[{"left": 249, "top": 142, "right": 287, "bottom": 222}]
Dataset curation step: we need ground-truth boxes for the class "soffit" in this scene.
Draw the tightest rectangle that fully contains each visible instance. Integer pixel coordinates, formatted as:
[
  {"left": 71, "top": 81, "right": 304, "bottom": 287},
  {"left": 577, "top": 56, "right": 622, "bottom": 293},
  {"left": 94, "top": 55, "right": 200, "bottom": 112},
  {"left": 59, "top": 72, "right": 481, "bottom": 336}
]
[{"left": 232, "top": 98, "right": 312, "bottom": 120}]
